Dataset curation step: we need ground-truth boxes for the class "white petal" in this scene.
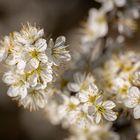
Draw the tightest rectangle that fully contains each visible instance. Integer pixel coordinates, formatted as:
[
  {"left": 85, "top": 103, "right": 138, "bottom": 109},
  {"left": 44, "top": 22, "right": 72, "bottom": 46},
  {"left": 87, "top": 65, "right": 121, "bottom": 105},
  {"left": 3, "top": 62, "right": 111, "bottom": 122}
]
[
  {"left": 77, "top": 92, "right": 88, "bottom": 103},
  {"left": 70, "top": 97, "right": 80, "bottom": 105},
  {"left": 35, "top": 39, "right": 47, "bottom": 52},
  {"left": 55, "top": 36, "right": 66, "bottom": 48},
  {"left": 89, "top": 83, "right": 98, "bottom": 94},
  {"left": 7, "top": 86, "right": 19, "bottom": 97},
  {"left": 2, "top": 71, "right": 17, "bottom": 85},
  {"left": 88, "top": 106, "right": 96, "bottom": 115},
  {"left": 115, "top": 78, "right": 124, "bottom": 87},
  {"left": 27, "top": 72, "right": 38, "bottom": 87},
  {"left": 102, "top": 0, "right": 114, "bottom": 12},
  {"left": 48, "top": 39, "right": 54, "bottom": 49},
  {"left": 35, "top": 82, "right": 47, "bottom": 90},
  {"left": 134, "top": 106, "right": 140, "bottom": 119},
  {"left": 37, "top": 29, "right": 44, "bottom": 39},
  {"left": 16, "top": 60, "right": 26, "bottom": 73},
  {"left": 67, "top": 83, "right": 80, "bottom": 92},
  {"left": 19, "top": 86, "right": 28, "bottom": 99},
  {"left": 5, "top": 54, "right": 19, "bottom": 65},
  {"left": 74, "top": 72, "right": 85, "bottom": 84},
  {"left": 103, "top": 110, "right": 117, "bottom": 121},
  {"left": 38, "top": 53, "right": 48, "bottom": 63},
  {"left": 82, "top": 104, "right": 89, "bottom": 113},
  {"left": 58, "top": 105, "right": 67, "bottom": 116},
  {"left": 103, "top": 101, "right": 116, "bottom": 109},
  {"left": 77, "top": 118, "right": 86, "bottom": 128},
  {"left": 7, "top": 85, "right": 27, "bottom": 99},
  {"left": 37, "top": 101, "right": 46, "bottom": 108},
  {"left": 14, "top": 32, "right": 28, "bottom": 45},
  {"left": 95, "top": 112, "right": 101, "bottom": 124},
  {"left": 114, "top": 0, "right": 126, "bottom": 7},
  {"left": 124, "top": 99, "right": 137, "bottom": 108},
  {"left": 29, "top": 58, "right": 39, "bottom": 69},
  {"left": 36, "top": 91, "right": 46, "bottom": 108},
  {"left": 40, "top": 71, "right": 53, "bottom": 83},
  {"left": 129, "top": 86, "right": 140, "bottom": 98},
  {"left": 0, "top": 47, "right": 6, "bottom": 62},
  {"left": 95, "top": 96, "right": 103, "bottom": 105},
  {"left": 68, "top": 110, "right": 79, "bottom": 124}
]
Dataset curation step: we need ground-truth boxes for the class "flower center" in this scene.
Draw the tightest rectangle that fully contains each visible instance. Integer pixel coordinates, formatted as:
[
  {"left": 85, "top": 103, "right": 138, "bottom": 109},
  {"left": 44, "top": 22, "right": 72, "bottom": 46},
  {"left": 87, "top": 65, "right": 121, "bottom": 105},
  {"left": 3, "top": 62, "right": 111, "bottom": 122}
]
[
  {"left": 137, "top": 98, "right": 140, "bottom": 104},
  {"left": 68, "top": 103, "right": 77, "bottom": 110},
  {"left": 30, "top": 90, "right": 37, "bottom": 95},
  {"left": 31, "top": 50, "right": 39, "bottom": 58},
  {"left": 97, "top": 16, "right": 106, "bottom": 24},
  {"left": 119, "top": 85, "right": 128, "bottom": 95},
  {"left": 97, "top": 106, "right": 105, "bottom": 113},
  {"left": 88, "top": 95, "right": 96, "bottom": 104}
]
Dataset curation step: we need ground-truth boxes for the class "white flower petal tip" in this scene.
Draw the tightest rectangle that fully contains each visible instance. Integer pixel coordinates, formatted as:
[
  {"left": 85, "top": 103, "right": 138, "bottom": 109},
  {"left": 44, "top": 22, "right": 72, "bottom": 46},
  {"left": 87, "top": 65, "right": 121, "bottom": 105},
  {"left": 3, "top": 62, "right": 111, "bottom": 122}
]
[{"left": 134, "top": 106, "right": 140, "bottom": 119}]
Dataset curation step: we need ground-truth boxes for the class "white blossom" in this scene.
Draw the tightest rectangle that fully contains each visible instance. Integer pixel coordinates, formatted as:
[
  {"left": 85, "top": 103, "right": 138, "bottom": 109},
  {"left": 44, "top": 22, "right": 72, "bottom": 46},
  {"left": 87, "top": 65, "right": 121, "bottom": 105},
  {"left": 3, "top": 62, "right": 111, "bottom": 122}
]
[
  {"left": 81, "top": 8, "right": 108, "bottom": 43},
  {"left": 0, "top": 36, "right": 9, "bottom": 62},
  {"left": 45, "top": 89, "right": 65, "bottom": 125},
  {"left": 16, "top": 89, "right": 48, "bottom": 111},
  {"left": 24, "top": 38, "right": 48, "bottom": 72},
  {"left": 77, "top": 83, "right": 100, "bottom": 105},
  {"left": 88, "top": 97, "right": 117, "bottom": 123},
  {"left": 14, "top": 23, "right": 44, "bottom": 45},
  {"left": 0, "top": 35, "right": 22, "bottom": 66},
  {"left": 26, "top": 63, "right": 53, "bottom": 89},
  {"left": 125, "top": 86, "right": 140, "bottom": 119},
  {"left": 58, "top": 95, "right": 80, "bottom": 120},
  {"left": 114, "top": 77, "right": 131, "bottom": 101},
  {"left": 131, "top": 70, "right": 140, "bottom": 86},
  {"left": 2, "top": 71, "right": 28, "bottom": 99},
  {"left": 46, "top": 36, "right": 71, "bottom": 65},
  {"left": 68, "top": 72, "right": 95, "bottom": 92}
]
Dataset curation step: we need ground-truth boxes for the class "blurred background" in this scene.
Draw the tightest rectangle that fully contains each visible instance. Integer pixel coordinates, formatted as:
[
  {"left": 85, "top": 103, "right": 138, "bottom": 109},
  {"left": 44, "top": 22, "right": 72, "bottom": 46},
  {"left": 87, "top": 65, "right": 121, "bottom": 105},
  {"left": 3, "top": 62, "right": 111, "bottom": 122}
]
[{"left": 0, "top": 0, "right": 139, "bottom": 140}]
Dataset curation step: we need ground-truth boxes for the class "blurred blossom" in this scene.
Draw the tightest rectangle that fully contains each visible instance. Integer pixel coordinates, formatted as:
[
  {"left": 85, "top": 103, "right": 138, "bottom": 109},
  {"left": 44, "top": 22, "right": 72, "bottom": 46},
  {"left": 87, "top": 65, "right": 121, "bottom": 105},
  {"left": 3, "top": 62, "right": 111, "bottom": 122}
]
[{"left": 81, "top": 8, "right": 108, "bottom": 44}]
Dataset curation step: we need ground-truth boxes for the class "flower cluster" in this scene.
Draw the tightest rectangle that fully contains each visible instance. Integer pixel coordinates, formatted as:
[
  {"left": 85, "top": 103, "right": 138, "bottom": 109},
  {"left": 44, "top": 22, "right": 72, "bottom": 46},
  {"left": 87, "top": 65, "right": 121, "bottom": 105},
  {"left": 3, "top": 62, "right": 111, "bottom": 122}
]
[
  {"left": 0, "top": 23, "right": 71, "bottom": 111},
  {"left": 0, "top": 0, "right": 140, "bottom": 140},
  {"left": 65, "top": 123, "right": 120, "bottom": 140},
  {"left": 94, "top": 50, "right": 140, "bottom": 119},
  {"left": 81, "top": 0, "right": 139, "bottom": 54},
  {"left": 46, "top": 73, "right": 117, "bottom": 128}
]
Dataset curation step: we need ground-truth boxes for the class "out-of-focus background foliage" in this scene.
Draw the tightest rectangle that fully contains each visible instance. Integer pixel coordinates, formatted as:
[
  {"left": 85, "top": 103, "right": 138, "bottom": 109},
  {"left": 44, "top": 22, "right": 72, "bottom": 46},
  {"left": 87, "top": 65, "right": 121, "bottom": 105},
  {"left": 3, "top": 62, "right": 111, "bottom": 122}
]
[{"left": 0, "top": 0, "right": 139, "bottom": 140}]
